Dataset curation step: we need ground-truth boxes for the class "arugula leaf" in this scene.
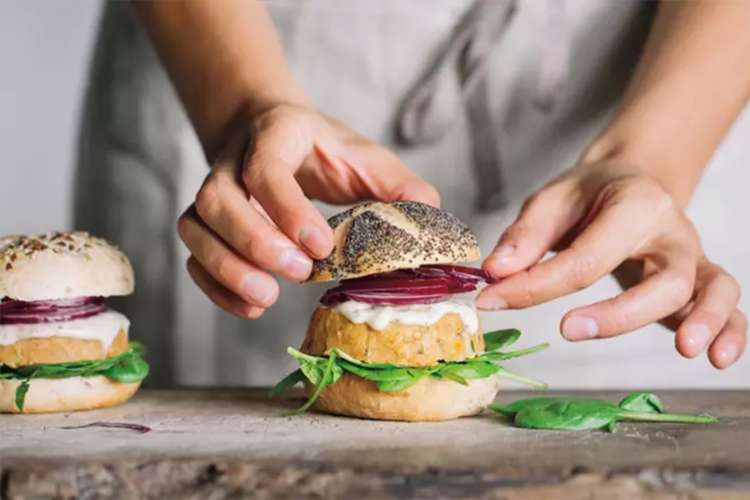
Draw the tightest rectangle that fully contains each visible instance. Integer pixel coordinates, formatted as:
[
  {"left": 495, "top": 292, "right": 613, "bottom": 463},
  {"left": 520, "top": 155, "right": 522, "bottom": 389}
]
[
  {"left": 483, "top": 329, "right": 521, "bottom": 352},
  {"left": 0, "top": 342, "right": 149, "bottom": 413},
  {"left": 489, "top": 392, "right": 718, "bottom": 432}
]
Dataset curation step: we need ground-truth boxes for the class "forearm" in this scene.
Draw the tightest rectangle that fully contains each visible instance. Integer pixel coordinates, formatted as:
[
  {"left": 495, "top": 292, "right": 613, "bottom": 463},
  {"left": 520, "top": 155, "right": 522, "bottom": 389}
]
[
  {"left": 582, "top": 0, "right": 750, "bottom": 207},
  {"left": 132, "top": 0, "right": 309, "bottom": 161}
]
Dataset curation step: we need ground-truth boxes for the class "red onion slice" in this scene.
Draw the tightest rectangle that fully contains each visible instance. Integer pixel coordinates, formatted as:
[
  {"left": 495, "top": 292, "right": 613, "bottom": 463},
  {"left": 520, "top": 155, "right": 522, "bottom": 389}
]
[
  {"left": 320, "top": 263, "right": 493, "bottom": 306},
  {"left": 0, "top": 297, "right": 106, "bottom": 324}
]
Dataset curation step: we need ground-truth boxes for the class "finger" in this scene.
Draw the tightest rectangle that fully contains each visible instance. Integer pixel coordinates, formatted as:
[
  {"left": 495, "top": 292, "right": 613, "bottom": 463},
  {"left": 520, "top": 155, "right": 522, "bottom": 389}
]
[
  {"left": 186, "top": 257, "right": 265, "bottom": 320},
  {"left": 708, "top": 310, "right": 747, "bottom": 369},
  {"left": 559, "top": 247, "right": 695, "bottom": 340},
  {"left": 675, "top": 267, "right": 740, "bottom": 358},
  {"left": 242, "top": 119, "right": 333, "bottom": 259},
  {"left": 477, "top": 195, "right": 661, "bottom": 310},
  {"left": 303, "top": 141, "right": 441, "bottom": 207},
  {"left": 177, "top": 208, "right": 279, "bottom": 308},
  {"left": 195, "top": 162, "right": 313, "bottom": 282},
  {"left": 481, "top": 181, "right": 584, "bottom": 283}
]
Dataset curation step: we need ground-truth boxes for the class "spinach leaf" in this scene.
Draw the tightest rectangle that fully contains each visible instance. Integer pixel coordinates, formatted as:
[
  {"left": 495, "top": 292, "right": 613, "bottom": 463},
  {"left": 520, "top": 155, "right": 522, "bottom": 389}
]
[
  {"left": 0, "top": 342, "right": 149, "bottom": 412},
  {"left": 489, "top": 392, "right": 718, "bottom": 432},
  {"left": 15, "top": 379, "right": 31, "bottom": 413},
  {"left": 288, "top": 347, "right": 328, "bottom": 385},
  {"left": 618, "top": 392, "right": 663, "bottom": 413},
  {"left": 483, "top": 329, "right": 521, "bottom": 352},
  {"left": 272, "top": 328, "right": 549, "bottom": 414},
  {"left": 336, "top": 359, "right": 416, "bottom": 382},
  {"left": 376, "top": 371, "right": 428, "bottom": 392},
  {"left": 269, "top": 369, "right": 306, "bottom": 398},
  {"left": 288, "top": 350, "right": 342, "bottom": 415},
  {"left": 481, "top": 343, "right": 550, "bottom": 362}
]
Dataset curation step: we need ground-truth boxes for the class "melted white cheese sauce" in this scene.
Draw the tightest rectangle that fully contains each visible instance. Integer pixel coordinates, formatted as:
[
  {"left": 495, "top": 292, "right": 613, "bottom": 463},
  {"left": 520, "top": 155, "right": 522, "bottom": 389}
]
[
  {"left": 0, "top": 310, "right": 128, "bottom": 350},
  {"left": 333, "top": 299, "right": 478, "bottom": 333}
]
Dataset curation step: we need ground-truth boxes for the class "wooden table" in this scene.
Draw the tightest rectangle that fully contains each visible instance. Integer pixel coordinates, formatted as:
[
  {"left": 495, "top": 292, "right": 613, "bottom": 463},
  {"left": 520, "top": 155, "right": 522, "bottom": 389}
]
[{"left": 1, "top": 389, "right": 748, "bottom": 499}]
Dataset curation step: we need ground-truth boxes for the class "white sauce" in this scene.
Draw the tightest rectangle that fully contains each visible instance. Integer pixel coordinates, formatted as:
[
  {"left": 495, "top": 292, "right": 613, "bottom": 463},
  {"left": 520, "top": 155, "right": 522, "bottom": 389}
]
[
  {"left": 333, "top": 299, "right": 478, "bottom": 333},
  {"left": 0, "top": 310, "right": 128, "bottom": 350}
]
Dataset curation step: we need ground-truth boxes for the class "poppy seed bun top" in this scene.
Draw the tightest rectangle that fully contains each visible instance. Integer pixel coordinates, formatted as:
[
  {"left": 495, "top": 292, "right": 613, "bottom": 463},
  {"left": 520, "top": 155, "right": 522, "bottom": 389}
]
[
  {"left": 309, "top": 201, "right": 480, "bottom": 282},
  {"left": 0, "top": 232, "right": 134, "bottom": 301}
]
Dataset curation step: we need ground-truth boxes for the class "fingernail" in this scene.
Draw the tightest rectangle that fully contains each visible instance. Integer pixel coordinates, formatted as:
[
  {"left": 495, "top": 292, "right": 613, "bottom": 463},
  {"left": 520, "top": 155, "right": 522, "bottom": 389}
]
[
  {"left": 279, "top": 247, "right": 312, "bottom": 280},
  {"left": 475, "top": 294, "right": 508, "bottom": 310},
  {"left": 241, "top": 274, "right": 275, "bottom": 306},
  {"left": 299, "top": 226, "right": 329, "bottom": 257},
  {"left": 684, "top": 323, "right": 711, "bottom": 355},
  {"left": 717, "top": 343, "right": 739, "bottom": 368},
  {"left": 562, "top": 316, "right": 599, "bottom": 341}
]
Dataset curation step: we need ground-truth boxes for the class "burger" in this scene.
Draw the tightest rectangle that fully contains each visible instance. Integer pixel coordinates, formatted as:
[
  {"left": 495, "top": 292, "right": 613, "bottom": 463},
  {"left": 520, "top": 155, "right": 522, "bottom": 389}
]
[
  {"left": 272, "top": 201, "right": 546, "bottom": 421},
  {"left": 0, "top": 232, "right": 148, "bottom": 413}
]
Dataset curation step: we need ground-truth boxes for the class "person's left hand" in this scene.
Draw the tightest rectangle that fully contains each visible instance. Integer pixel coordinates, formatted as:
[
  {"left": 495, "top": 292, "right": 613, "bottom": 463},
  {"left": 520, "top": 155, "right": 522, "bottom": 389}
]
[{"left": 475, "top": 161, "right": 746, "bottom": 369}]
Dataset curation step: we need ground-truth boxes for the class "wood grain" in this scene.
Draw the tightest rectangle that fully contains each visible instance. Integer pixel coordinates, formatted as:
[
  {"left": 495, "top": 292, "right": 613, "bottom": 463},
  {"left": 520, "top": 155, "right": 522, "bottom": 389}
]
[{"left": 1, "top": 389, "right": 748, "bottom": 499}]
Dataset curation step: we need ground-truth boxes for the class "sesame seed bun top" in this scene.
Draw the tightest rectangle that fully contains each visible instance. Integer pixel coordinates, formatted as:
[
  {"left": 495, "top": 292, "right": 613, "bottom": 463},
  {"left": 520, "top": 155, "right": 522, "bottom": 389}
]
[{"left": 0, "top": 232, "right": 134, "bottom": 301}]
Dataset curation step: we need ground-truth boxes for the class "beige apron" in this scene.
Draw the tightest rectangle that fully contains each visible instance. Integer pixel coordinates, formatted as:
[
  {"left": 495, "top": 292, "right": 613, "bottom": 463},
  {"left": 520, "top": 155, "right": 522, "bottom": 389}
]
[{"left": 76, "top": 1, "right": 749, "bottom": 388}]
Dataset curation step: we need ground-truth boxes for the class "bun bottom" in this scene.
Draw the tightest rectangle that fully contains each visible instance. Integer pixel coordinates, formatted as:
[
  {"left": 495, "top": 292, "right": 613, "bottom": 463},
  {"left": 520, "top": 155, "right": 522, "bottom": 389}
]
[
  {"left": 0, "top": 376, "right": 141, "bottom": 414},
  {"left": 309, "top": 373, "right": 501, "bottom": 422}
]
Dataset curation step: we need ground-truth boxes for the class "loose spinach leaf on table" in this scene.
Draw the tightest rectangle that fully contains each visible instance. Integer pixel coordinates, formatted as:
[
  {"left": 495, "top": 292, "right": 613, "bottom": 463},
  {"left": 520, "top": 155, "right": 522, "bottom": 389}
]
[
  {"left": 271, "top": 329, "right": 548, "bottom": 414},
  {"left": 489, "top": 392, "right": 718, "bottom": 432},
  {"left": 0, "top": 342, "right": 150, "bottom": 413}
]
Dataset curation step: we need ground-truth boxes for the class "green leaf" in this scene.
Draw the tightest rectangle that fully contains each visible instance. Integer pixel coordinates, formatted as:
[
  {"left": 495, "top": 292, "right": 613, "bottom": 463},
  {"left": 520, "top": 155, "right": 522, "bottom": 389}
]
[
  {"left": 0, "top": 343, "right": 149, "bottom": 382},
  {"left": 481, "top": 343, "right": 550, "bottom": 362},
  {"left": 289, "top": 351, "right": 341, "bottom": 415},
  {"left": 331, "top": 349, "right": 397, "bottom": 369},
  {"left": 493, "top": 366, "right": 547, "bottom": 389},
  {"left": 269, "top": 369, "right": 306, "bottom": 397},
  {"left": 489, "top": 395, "right": 719, "bottom": 432},
  {"left": 102, "top": 350, "right": 150, "bottom": 383},
  {"left": 437, "top": 360, "right": 500, "bottom": 380},
  {"left": 275, "top": 326, "right": 549, "bottom": 415},
  {"left": 15, "top": 378, "right": 31, "bottom": 412},
  {"left": 336, "top": 359, "right": 417, "bottom": 382},
  {"left": 376, "top": 374, "right": 425, "bottom": 392},
  {"left": 483, "top": 329, "right": 521, "bottom": 352},
  {"left": 618, "top": 392, "right": 664, "bottom": 413}
]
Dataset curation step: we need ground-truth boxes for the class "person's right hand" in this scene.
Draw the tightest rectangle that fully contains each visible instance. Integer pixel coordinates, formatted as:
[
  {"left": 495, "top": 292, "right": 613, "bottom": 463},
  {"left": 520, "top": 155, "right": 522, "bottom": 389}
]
[{"left": 177, "top": 104, "right": 439, "bottom": 319}]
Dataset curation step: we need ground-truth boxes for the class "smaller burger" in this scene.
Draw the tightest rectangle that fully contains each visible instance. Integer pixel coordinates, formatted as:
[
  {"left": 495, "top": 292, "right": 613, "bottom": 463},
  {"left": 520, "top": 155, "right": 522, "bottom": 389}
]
[
  {"left": 273, "top": 201, "right": 546, "bottom": 422},
  {"left": 0, "top": 232, "right": 148, "bottom": 413}
]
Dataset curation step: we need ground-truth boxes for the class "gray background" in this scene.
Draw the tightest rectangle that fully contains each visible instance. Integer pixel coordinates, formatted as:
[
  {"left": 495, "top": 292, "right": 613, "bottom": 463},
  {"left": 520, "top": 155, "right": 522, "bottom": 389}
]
[{"left": 1, "top": 2, "right": 748, "bottom": 388}]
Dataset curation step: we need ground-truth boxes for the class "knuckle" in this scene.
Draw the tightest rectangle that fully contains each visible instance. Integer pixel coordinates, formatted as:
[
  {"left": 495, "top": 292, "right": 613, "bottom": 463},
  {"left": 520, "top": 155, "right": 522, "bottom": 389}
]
[
  {"left": 210, "top": 254, "right": 233, "bottom": 285},
  {"left": 422, "top": 184, "right": 441, "bottom": 206},
  {"left": 567, "top": 247, "right": 601, "bottom": 290},
  {"left": 176, "top": 211, "right": 193, "bottom": 241},
  {"left": 666, "top": 272, "right": 694, "bottom": 310},
  {"left": 195, "top": 180, "right": 222, "bottom": 221},
  {"left": 512, "top": 271, "right": 538, "bottom": 308},
  {"left": 502, "top": 221, "right": 530, "bottom": 243}
]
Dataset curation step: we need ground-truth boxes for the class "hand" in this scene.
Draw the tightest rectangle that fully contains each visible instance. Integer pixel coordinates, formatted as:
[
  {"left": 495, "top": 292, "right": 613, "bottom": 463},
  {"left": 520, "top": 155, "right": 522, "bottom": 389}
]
[
  {"left": 476, "top": 162, "right": 746, "bottom": 369},
  {"left": 178, "top": 104, "right": 439, "bottom": 319}
]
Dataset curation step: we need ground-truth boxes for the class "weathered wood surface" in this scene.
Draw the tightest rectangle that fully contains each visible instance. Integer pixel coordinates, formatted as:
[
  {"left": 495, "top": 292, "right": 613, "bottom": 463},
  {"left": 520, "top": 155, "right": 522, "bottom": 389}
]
[{"left": 1, "top": 389, "right": 749, "bottom": 499}]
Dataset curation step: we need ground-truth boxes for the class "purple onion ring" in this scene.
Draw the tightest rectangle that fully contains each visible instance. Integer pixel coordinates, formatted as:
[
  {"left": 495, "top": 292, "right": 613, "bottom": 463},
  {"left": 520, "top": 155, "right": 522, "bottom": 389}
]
[{"left": 0, "top": 297, "right": 106, "bottom": 324}]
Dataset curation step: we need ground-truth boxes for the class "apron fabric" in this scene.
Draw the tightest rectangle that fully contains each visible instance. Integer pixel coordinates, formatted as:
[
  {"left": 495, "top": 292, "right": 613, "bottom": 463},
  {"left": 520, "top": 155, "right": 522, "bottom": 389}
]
[{"left": 76, "top": 0, "right": 724, "bottom": 389}]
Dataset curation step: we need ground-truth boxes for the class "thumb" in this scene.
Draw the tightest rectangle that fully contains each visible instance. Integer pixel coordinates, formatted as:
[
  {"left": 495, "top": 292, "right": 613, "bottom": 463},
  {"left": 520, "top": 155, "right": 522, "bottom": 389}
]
[
  {"left": 344, "top": 146, "right": 440, "bottom": 207},
  {"left": 483, "top": 183, "right": 583, "bottom": 279},
  {"left": 313, "top": 138, "right": 440, "bottom": 207}
]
